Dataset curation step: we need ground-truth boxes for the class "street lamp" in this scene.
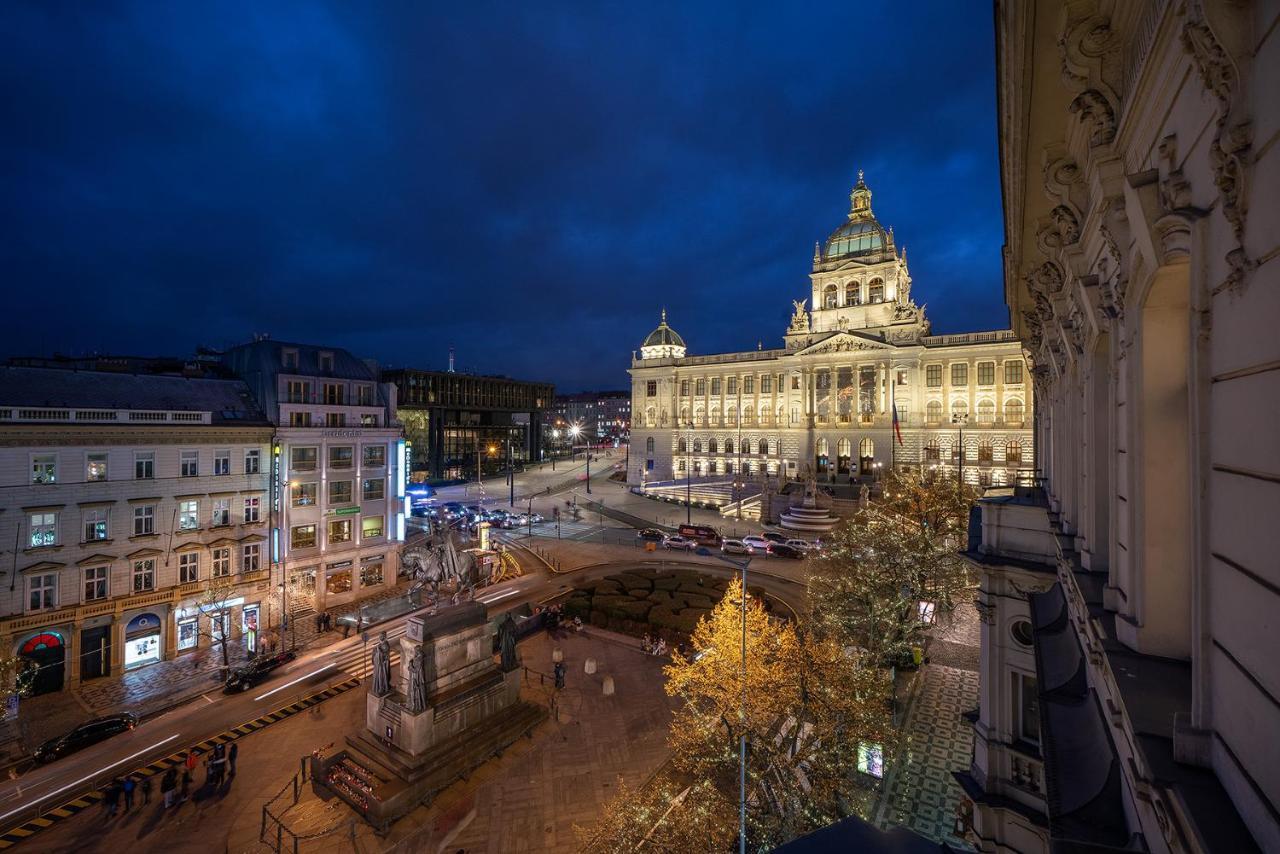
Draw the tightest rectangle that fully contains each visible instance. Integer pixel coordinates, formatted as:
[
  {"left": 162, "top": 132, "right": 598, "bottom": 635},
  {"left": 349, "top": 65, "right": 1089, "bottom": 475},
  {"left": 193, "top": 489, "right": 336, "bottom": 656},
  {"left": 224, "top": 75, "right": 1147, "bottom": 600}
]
[
  {"left": 952, "top": 412, "right": 969, "bottom": 486},
  {"left": 569, "top": 423, "right": 591, "bottom": 494}
]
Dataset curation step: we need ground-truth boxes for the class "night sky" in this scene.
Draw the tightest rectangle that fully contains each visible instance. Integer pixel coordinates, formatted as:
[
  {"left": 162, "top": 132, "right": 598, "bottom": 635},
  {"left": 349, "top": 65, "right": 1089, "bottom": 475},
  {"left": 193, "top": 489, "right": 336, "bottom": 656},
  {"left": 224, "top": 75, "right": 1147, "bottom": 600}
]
[{"left": 2, "top": 2, "right": 1006, "bottom": 393}]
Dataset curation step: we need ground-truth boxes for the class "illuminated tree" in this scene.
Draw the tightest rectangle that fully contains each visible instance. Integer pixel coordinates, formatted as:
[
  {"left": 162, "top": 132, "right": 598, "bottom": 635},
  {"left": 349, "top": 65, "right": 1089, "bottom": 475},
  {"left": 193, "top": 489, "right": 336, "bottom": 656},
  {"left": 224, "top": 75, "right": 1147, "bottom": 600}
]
[
  {"left": 808, "top": 467, "right": 974, "bottom": 667},
  {"left": 589, "top": 578, "right": 892, "bottom": 850}
]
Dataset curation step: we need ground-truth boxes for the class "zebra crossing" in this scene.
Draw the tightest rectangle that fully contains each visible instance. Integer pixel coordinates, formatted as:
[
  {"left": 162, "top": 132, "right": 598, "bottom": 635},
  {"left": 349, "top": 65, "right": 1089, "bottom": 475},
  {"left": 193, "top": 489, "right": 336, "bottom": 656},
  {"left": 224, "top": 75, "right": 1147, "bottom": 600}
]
[{"left": 327, "top": 625, "right": 405, "bottom": 679}]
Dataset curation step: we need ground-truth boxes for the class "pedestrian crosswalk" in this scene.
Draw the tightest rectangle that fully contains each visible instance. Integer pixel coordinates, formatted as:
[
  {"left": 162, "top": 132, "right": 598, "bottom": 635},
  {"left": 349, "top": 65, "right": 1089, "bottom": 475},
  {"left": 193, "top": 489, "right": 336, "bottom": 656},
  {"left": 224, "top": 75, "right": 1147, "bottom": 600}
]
[{"left": 327, "top": 626, "right": 405, "bottom": 679}]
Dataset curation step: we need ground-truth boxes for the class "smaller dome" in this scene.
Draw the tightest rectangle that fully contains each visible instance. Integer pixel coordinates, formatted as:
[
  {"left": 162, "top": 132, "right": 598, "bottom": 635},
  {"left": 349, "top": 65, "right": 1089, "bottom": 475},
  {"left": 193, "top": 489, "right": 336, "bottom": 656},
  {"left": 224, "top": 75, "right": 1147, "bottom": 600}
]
[{"left": 642, "top": 309, "right": 685, "bottom": 349}]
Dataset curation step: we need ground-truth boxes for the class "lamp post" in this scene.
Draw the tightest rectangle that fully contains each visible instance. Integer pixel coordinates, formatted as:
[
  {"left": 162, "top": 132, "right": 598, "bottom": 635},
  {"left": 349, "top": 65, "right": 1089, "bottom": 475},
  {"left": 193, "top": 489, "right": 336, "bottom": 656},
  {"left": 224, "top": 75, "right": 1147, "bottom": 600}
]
[
  {"left": 685, "top": 419, "right": 693, "bottom": 525},
  {"left": 507, "top": 432, "right": 514, "bottom": 508},
  {"left": 569, "top": 423, "right": 590, "bottom": 495},
  {"left": 952, "top": 412, "right": 969, "bottom": 486}
]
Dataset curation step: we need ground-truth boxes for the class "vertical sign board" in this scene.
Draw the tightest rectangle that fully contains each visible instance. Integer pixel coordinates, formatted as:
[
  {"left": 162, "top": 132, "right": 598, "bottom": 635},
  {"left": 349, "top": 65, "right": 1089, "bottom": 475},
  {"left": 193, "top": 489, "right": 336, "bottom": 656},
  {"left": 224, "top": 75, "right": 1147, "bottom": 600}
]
[{"left": 271, "top": 442, "right": 282, "bottom": 564}]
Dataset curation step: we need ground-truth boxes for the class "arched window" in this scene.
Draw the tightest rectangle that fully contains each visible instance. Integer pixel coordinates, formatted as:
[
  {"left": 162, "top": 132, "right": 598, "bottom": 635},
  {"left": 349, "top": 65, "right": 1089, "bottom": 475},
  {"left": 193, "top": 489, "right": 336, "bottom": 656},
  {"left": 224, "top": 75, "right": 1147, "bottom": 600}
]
[
  {"left": 925, "top": 439, "right": 940, "bottom": 461},
  {"left": 709, "top": 406, "right": 720, "bottom": 427},
  {"left": 677, "top": 438, "right": 687, "bottom": 454},
  {"left": 708, "top": 438, "right": 718, "bottom": 454},
  {"left": 645, "top": 437, "right": 655, "bottom": 453},
  {"left": 951, "top": 399, "right": 969, "bottom": 419},
  {"left": 859, "top": 437, "right": 874, "bottom": 458},
  {"left": 926, "top": 400, "right": 942, "bottom": 423},
  {"left": 823, "top": 284, "right": 838, "bottom": 309},
  {"left": 725, "top": 439, "right": 734, "bottom": 454},
  {"left": 837, "top": 437, "right": 851, "bottom": 458},
  {"left": 693, "top": 439, "right": 702, "bottom": 453},
  {"left": 758, "top": 439, "right": 768, "bottom": 455},
  {"left": 1006, "top": 440, "right": 1022, "bottom": 464},
  {"left": 978, "top": 440, "right": 993, "bottom": 462},
  {"left": 817, "top": 438, "right": 829, "bottom": 456},
  {"left": 868, "top": 278, "right": 884, "bottom": 303},
  {"left": 977, "top": 399, "right": 995, "bottom": 424},
  {"left": 1005, "top": 398, "right": 1024, "bottom": 424},
  {"left": 727, "top": 407, "right": 737, "bottom": 425},
  {"left": 694, "top": 406, "right": 705, "bottom": 426},
  {"left": 679, "top": 406, "right": 689, "bottom": 425},
  {"left": 845, "top": 282, "right": 861, "bottom": 306},
  {"left": 743, "top": 408, "right": 754, "bottom": 425}
]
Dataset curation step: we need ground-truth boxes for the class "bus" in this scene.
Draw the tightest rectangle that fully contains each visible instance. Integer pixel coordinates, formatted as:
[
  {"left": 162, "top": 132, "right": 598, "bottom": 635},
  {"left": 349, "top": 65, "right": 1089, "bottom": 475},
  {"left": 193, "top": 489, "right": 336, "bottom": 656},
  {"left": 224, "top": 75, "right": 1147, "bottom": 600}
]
[{"left": 677, "top": 524, "right": 722, "bottom": 546}]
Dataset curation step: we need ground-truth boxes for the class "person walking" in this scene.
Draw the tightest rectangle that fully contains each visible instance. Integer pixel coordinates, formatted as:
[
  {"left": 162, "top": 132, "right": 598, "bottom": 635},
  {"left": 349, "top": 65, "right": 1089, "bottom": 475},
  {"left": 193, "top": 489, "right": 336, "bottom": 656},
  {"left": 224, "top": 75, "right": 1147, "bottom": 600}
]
[
  {"left": 161, "top": 768, "right": 177, "bottom": 809},
  {"left": 228, "top": 742, "right": 238, "bottom": 776},
  {"left": 122, "top": 775, "right": 136, "bottom": 812},
  {"left": 184, "top": 750, "right": 198, "bottom": 776},
  {"left": 105, "top": 778, "right": 122, "bottom": 818},
  {"left": 140, "top": 773, "right": 152, "bottom": 805}
]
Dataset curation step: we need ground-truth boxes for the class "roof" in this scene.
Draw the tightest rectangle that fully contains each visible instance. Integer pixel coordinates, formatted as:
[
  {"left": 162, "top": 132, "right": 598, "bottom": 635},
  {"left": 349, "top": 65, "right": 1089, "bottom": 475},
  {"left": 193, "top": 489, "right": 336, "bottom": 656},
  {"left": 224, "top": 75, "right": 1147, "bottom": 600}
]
[
  {"left": 221, "top": 339, "right": 377, "bottom": 382},
  {"left": 822, "top": 172, "right": 893, "bottom": 261},
  {"left": 642, "top": 309, "right": 686, "bottom": 349},
  {"left": 0, "top": 366, "right": 270, "bottom": 426}
]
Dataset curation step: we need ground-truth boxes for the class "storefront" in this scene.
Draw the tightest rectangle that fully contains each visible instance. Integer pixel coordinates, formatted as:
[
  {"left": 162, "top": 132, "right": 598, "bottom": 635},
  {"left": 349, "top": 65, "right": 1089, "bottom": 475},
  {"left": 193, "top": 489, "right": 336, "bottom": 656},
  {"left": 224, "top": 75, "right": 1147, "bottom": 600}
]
[
  {"left": 177, "top": 615, "right": 199, "bottom": 652},
  {"left": 325, "top": 561, "right": 354, "bottom": 600},
  {"left": 79, "top": 615, "right": 113, "bottom": 681},
  {"left": 242, "top": 603, "right": 260, "bottom": 654},
  {"left": 359, "top": 555, "right": 385, "bottom": 590},
  {"left": 124, "top": 612, "right": 163, "bottom": 670},
  {"left": 18, "top": 629, "right": 68, "bottom": 695}
]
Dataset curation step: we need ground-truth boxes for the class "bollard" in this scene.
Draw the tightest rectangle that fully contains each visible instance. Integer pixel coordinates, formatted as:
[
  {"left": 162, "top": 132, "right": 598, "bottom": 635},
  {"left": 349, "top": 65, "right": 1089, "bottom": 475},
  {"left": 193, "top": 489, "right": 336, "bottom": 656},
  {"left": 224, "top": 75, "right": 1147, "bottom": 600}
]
[
  {"left": 602, "top": 675, "right": 615, "bottom": 696},
  {"left": 584, "top": 657, "right": 597, "bottom": 674}
]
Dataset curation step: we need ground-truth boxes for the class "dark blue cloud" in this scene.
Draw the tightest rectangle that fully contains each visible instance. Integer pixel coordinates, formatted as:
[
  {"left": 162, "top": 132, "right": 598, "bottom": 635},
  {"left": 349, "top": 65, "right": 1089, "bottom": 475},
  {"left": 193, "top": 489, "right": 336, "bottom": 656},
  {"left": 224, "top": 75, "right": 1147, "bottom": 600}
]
[{"left": 1, "top": 1, "right": 1005, "bottom": 392}]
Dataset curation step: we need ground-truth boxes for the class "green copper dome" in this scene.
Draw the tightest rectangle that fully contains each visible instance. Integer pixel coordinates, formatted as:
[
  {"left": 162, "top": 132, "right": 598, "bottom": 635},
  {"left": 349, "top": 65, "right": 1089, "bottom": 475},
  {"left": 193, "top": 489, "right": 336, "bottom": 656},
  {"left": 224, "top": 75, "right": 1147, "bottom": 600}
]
[{"left": 822, "top": 171, "right": 891, "bottom": 260}]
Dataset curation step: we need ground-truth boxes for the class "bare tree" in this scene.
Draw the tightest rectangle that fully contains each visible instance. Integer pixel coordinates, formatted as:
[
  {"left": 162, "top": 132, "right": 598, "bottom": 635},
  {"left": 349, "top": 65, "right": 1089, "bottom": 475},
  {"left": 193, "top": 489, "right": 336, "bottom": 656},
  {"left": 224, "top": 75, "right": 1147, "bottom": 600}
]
[{"left": 194, "top": 575, "right": 242, "bottom": 677}]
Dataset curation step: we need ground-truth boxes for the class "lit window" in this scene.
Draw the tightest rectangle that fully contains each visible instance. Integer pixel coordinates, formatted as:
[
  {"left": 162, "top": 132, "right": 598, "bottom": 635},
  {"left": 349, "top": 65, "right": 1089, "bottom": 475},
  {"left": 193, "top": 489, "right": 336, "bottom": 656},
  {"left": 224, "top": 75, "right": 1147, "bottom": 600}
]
[
  {"left": 31, "top": 454, "right": 57, "bottom": 485},
  {"left": 86, "top": 452, "right": 108, "bottom": 482},
  {"left": 179, "top": 500, "right": 200, "bottom": 530},
  {"left": 328, "top": 519, "right": 352, "bottom": 544},
  {"left": 291, "top": 525, "right": 317, "bottom": 549},
  {"left": 361, "top": 561, "right": 384, "bottom": 587},
  {"left": 29, "top": 512, "right": 57, "bottom": 548},
  {"left": 292, "top": 482, "right": 318, "bottom": 507},
  {"left": 83, "top": 508, "right": 109, "bottom": 542},
  {"left": 211, "top": 498, "right": 230, "bottom": 527},
  {"left": 362, "top": 516, "right": 384, "bottom": 540},
  {"left": 857, "top": 743, "right": 884, "bottom": 778}
]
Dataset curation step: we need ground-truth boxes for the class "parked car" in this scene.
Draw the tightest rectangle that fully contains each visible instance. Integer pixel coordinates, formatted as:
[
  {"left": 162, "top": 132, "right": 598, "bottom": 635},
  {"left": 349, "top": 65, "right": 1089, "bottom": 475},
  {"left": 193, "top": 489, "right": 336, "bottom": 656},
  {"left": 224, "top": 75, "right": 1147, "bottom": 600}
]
[
  {"left": 664, "top": 535, "right": 699, "bottom": 551},
  {"left": 784, "top": 538, "right": 815, "bottom": 552},
  {"left": 768, "top": 543, "right": 806, "bottom": 560},
  {"left": 34, "top": 713, "right": 138, "bottom": 764},
  {"left": 223, "top": 650, "right": 298, "bottom": 694},
  {"left": 761, "top": 531, "right": 789, "bottom": 544},
  {"left": 636, "top": 528, "right": 666, "bottom": 542},
  {"left": 527, "top": 513, "right": 545, "bottom": 524},
  {"left": 742, "top": 535, "right": 772, "bottom": 551},
  {"left": 721, "top": 539, "right": 755, "bottom": 555}
]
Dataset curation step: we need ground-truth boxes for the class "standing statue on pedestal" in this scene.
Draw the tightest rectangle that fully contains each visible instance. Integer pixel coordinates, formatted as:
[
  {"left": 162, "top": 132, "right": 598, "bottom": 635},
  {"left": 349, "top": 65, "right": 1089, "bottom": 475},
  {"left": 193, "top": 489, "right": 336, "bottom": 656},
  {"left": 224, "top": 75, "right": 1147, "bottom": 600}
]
[
  {"left": 371, "top": 631, "right": 392, "bottom": 697},
  {"left": 498, "top": 613, "right": 519, "bottom": 672},
  {"left": 859, "top": 482, "right": 870, "bottom": 510},
  {"left": 802, "top": 466, "right": 819, "bottom": 508},
  {"left": 407, "top": 646, "right": 429, "bottom": 713}
]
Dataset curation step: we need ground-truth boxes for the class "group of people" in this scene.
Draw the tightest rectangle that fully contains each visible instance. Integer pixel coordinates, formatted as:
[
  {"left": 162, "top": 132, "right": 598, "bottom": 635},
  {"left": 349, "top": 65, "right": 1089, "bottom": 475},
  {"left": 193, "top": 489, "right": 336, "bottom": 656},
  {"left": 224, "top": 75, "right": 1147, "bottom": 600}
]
[
  {"left": 314, "top": 611, "right": 334, "bottom": 633},
  {"left": 140, "top": 742, "right": 241, "bottom": 815},
  {"left": 536, "top": 603, "right": 585, "bottom": 638},
  {"left": 641, "top": 634, "right": 668, "bottom": 657},
  {"left": 102, "top": 774, "right": 149, "bottom": 817}
]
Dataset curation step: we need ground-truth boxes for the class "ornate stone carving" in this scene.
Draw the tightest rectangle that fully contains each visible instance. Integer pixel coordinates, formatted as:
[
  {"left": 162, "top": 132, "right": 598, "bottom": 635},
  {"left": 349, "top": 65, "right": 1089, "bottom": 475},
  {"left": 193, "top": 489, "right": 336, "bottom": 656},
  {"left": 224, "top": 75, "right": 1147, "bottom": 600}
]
[
  {"left": 1157, "top": 135, "right": 1193, "bottom": 212},
  {"left": 788, "top": 298, "right": 811, "bottom": 333},
  {"left": 1068, "top": 89, "right": 1117, "bottom": 146},
  {"left": 1026, "top": 260, "right": 1065, "bottom": 301}
]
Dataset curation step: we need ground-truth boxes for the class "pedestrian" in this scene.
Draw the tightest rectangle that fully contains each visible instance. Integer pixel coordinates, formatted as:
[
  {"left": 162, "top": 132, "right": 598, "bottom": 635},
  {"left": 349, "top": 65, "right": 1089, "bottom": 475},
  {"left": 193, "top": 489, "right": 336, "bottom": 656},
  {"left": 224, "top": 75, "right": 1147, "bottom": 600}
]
[
  {"left": 553, "top": 660, "right": 565, "bottom": 690},
  {"left": 228, "top": 742, "right": 238, "bottom": 776},
  {"left": 122, "top": 775, "right": 136, "bottom": 811},
  {"left": 140, "top": 774, "right": 152, "bottom": 805},
  {"left": 105, "top": 778, "right": 122, "bottom": 818},
  {"left": 184, "top": 750, "right": 198, "bottom": 775},
  {"left": 161, "top": 768, "right": 177, "bottom": 809}
]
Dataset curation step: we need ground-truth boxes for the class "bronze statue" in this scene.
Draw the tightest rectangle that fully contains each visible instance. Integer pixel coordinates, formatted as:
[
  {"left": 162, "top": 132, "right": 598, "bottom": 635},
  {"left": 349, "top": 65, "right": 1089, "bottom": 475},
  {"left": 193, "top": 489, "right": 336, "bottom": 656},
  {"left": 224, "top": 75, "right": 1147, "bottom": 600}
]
[
  {"left": 371, "top": 631, "right": 392, "bottom": 697},
  {"left": 498, "top": 613, "right": 518, "bottom": 672},
  {"left": 406, "top": 646, "right": 429, "bottom": 713}
]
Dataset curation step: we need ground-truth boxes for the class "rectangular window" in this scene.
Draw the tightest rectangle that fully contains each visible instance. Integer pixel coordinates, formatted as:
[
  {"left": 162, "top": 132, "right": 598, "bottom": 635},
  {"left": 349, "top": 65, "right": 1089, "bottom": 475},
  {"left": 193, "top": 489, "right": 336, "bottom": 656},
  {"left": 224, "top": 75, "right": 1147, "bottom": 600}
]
[
  {"left": 710, "top": 378, "right": 721, "bottom": 395},
  {"left": 134, "top": 451, "right": 155, "bottom": 480},
  {"left": 243, "top": 496, "right": 260, "bottom": 523},
  {"left": 83, "top": 508, "right": 109, "bottom": 542},
  {"left": 857, "top": 742, "right": 885, "bottom": 778},
  {"left": 178, "top": 618, "right": 198, "bottom": 651},
  {"left": 289, "top": 411, "right": 313, "bottom": 428},
  {"left": 318, "top": 352, "right": 334, "bottom": 372},
  {"left": 356, "top": 384, "right": 375, "bottom": 406},
  {"left": 362, "top": 478, "right": 384, "bottom": 501},
  {"left": 362, "top": 445, "right": 386, "bottom": 468},
  {"left": 362, "top": 516, "right": 384, "bottom": 539},
  {"left": 29, "top": 512, "right": 57, "bottom": 548},
  {"left": 896, "top": 369, "right": 908, "bottom": 385},
  {"left": 328, "top": 480, "right": 353, "bottom": 504},
  {"left": 1014, "top": 672, "right": 1040, "bottom": 745},
  {"left": 28, "top": 573, "right": 57, "bottom": 611},
  {"left": 290, "top": 447, "right": 318, "bottom": 472},
  {"left": 210, "top": 498, "right": 230, "bottom": 527},
  {"left": 694, "top": 379, "right": 705, "bottom": 396},
  {"left": 243, "top": 543, "right": 261, "bottom": 573},
  {"left": 978, "top": 362, "right": 995, "bottom": 385},
  {"left": 286, "top": 380, "right": 309, "bottom": 403},
  {"left": 791, "top": 375, "right": 800, "bottom": 390},
  {"left": 322, "top": 383, "right": 345, "bottom": 405},
  {"left": 680, "top": 379, "right": 690, "bottom": 396},
  {"left": 132, "top": 559, "right": 155, "bottom": 592},
  {"left": 86, "top": 452, "right": 109, "bottom": 482},
  {"left": 360, "top": 561, "right": 384, "bottom": 587},
  {"left": 212, "top": 547, "right": 231, "bottom": 577},
  {"left": 282, "top": 348, "right": 299, "bottom": 370},
  {"left": 326, "top": 412, "right": 346, "bottom": 428},
  {"left": 291, "top": 482, "right": 318, "bottom": 507},
  {"left": 133, "top": 504, "right": 155, "bottom": 536},
  {"left": 31, "top": 454, "right": 57, "bottom": 484},
  {"left": 214, "top": 450, "right": 230, "bottom": 475},
  {"left": 951, "top": 363, "right": 968, "bottom": 386},
  {"left": 84, "top": 565, "right": 108, "bottom": 602},
  {"left": 360, "top": 414, "right": 378, "bottom": 427},
  {"left": 744, "top": 376, "right": 755, "bottom": 394},
  {"left": 1005, "top": 360, "right": 1024, "bottom": 384},
  {"left": 244, "top": 448, "right": 261, "bottom": 474},
  {"left": 180, "top": 450, "right": 199, "bottom": 477},
  {"left": 291, "top": 525, "right": 317, "bottom": 549},
  {"left": 646, "top": 381, "right": 657, "bottom": 397},
  {"left": 179, "top": 552, "right": 200, "bottom": 584},
  {"left": 326, "top": 569, "right": 352, "bottom": 595},
  {"left": 761, "top": 375, "right": 773, "bottom": 393},
  {"left": 926, "top": 365, "right": 942, "bottom": 387},
  {"left": 177, "top": 500, "right": 199, "bottom": 530},
  {"left": 328, "top": 446, "right": 354, "bottom": 469},
  {"left": 328, "top": 519, "right": 352, "bottom": 544},
  {"left": 727, "top": 377, "right": 737, "bottom": 395}
]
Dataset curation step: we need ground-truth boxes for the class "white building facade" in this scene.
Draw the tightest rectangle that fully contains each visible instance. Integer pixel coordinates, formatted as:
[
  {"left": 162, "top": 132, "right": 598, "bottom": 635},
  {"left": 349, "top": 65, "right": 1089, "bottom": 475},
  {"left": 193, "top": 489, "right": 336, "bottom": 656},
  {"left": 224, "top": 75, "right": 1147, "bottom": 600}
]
[
  {"left": 0, "top": 368, "right": 275, "bottom": 694},
  {"left": 628, "top": 177, "right": 1033, "bottom": 491},
  {"left": 222, "top": 341, "right": 405, "bottom": 618},
  {"left": 961, "top": 2, "right": 1280, "bottom": 852}
]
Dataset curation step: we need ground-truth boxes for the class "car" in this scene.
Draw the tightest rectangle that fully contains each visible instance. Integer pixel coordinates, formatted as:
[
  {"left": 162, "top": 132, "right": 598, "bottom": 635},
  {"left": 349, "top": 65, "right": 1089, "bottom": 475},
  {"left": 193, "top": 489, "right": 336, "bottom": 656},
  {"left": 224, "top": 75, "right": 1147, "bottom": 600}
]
[
  {"left": 636, "top": 528, "right": 666, "bottom": 542},
  {"left": 465, "top": 505, "right": 484, "bottom": 518},
  {"left": 34, "top": 712, "right": 138, "bottom": 764},
  {"left": 768, "top": 543, "right": 806, "bottom": 559},
  {"left": 761, "top": 531, "right": 789, "bottom": 544},
  {"left": 721, "top": 539, "right": 755, "bottom": 555},
  {"left": 223, "top": 650, "right": 298, "bottom": 693},
  {"left": 784, "top": 538, "right": 815, "bottom": 552},
  {"left": 742, "top": 535, "right": 772, "bottom": 551},
  {"left": 527, "top": 513, "right": 545, "bottom": 524},
  {"left": 663, "top": 535, "right": 698, "bottom": 551}
]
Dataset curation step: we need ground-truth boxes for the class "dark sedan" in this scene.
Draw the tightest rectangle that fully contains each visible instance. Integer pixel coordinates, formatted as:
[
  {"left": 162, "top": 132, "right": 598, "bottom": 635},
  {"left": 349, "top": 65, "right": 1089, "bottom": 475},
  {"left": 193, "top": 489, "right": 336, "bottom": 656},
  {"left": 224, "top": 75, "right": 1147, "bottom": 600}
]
[
  {"left": 223, "top": 650, "right": 297, "bottom": 693},
  {"left": 768, "top": 543, "right": 806, "bottom": 560},
  {"left": 34, "top": 712, "right": 138, "bottom": 764},
  {"left": 636, "top": 528, "right": 666, "bottom": 542}
]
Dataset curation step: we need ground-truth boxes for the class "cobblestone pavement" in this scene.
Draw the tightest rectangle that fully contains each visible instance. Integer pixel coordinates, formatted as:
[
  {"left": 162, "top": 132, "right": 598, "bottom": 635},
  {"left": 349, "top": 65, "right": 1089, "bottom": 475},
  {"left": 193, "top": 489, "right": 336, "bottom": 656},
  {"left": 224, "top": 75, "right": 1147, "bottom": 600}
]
[{"left": 875, "top": 596, "right": 980, "bottom": 849}]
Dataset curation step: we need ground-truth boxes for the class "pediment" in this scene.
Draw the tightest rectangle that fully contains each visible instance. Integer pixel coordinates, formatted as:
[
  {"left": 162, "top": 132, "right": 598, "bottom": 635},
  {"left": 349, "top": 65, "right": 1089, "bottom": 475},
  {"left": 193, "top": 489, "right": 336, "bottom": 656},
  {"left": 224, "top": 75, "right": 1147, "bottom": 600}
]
[{"left": 794, "top": 332, "right": 895, "bottom": 356}]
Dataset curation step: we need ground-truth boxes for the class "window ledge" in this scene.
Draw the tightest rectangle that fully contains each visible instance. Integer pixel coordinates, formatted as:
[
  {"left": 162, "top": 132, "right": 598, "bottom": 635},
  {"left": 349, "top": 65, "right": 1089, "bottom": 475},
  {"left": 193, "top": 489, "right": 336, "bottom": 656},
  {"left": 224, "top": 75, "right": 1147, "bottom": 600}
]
[
  {"left": 23, "top": 545, "right": 62, "bottom": 555},
  {"left": 81, "top": 539, "right": 114, "bottom": 546},
  {"left": 177, "top": 527, "right": 202, "bottom": 535},
  {"left": 129, "top": 534, "right": 161, "bottom": 542},
  {"left": 210, "top": 524, "right": 234, "bottom": 530}
]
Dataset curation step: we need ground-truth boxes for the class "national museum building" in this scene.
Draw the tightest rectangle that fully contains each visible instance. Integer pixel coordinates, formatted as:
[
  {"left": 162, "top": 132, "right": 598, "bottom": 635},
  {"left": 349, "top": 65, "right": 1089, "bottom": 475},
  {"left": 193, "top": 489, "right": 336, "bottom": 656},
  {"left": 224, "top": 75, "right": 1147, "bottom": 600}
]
[{"left": 628, "top": 175, "right": 1033, "bottom": 492}]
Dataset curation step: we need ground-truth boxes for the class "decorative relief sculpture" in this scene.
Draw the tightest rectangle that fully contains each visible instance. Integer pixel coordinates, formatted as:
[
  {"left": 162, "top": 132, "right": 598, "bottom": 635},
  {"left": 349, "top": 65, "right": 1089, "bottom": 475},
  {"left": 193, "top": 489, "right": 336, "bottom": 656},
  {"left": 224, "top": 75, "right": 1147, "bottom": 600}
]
[
  {"left": 788, "top": 298, "right": 811, "bottom": 333},
  {"left": 1068, "top": 89, "right": 1117, "bottom": 146}
]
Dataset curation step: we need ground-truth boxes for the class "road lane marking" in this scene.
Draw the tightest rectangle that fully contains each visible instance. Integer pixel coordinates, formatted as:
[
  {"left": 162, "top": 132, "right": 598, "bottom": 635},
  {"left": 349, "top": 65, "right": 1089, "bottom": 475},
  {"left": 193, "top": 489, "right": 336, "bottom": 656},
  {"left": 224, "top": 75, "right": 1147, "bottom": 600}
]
[{"left": 252, "top": 662, "right": 337, "bottom": 701}]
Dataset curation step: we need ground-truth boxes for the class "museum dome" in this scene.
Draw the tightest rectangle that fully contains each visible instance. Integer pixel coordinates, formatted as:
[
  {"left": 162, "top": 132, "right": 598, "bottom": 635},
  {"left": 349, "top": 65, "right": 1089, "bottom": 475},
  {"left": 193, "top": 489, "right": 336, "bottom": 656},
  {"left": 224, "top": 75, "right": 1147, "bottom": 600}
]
[
  {"left": 822, "top": 171, "right": 892, "bottom": 261},
  {"left": 639, "top": 309, "right": 687, "bottom": 359}
]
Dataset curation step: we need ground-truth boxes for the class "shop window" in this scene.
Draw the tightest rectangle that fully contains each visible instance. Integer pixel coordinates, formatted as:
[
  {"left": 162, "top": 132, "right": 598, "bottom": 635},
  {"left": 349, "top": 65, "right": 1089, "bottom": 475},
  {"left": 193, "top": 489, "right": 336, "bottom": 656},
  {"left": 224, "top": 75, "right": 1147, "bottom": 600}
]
[
  {"left": 857, "top": 742, "right": 885, "bottom": 778},
  {"left": 178, "top": 619, "right": 198, "bottom": 651},
  {"left": 361, "top": 562, "right": 385, "bottom": 588},
  {"left": 327, "top": 570, "right": 352, "bottom": 595}
]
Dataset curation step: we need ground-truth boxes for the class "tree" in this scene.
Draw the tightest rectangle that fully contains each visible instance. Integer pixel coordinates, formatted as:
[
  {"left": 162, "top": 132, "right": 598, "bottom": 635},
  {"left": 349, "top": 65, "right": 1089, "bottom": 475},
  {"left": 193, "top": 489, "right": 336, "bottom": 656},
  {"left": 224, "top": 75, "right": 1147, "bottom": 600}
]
[
  {"left": 807, "top": 467, "right": 974, "bottom": 667},
  {"left": 589, "top": 578, "right": 892, "bottom": 850},
  {"left": 194, "top": 575, "right": 241, "bottom": 676}
]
